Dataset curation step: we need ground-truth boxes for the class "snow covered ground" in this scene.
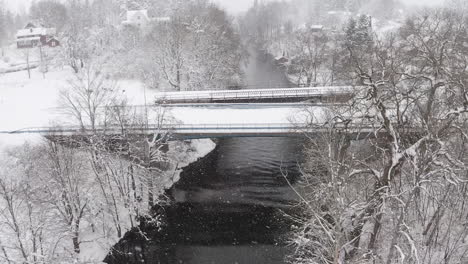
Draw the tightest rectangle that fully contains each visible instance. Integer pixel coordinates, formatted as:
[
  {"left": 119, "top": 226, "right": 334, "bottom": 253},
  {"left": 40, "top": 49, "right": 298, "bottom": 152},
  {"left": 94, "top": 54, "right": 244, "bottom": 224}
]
[{"left": 0, "top": 67, "right": 158, "bottom": 148}]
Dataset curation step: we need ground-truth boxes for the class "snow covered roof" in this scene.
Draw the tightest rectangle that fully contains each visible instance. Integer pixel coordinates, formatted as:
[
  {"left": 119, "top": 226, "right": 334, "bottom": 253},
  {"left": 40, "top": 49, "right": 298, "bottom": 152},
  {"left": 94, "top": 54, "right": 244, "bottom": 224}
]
[
  {"left": 153, "top": 17, "right": 171, "bottom": 22},
  {"left": 17, "top": 28, "right": 45, "bottom": 37},
  {"left": 16, "top": 36, "right": 41, "bottom": 42},
  {"left": 123, "top": 10, "right": 150, "bottom": 24},
  {"left": 24, "top": 21, "right": 45, "bottom": 29},
  {"left": 297, "top": 23, "right": 308, "bottom": 30},
  {"left": 16, "top": 26, "right": 56, "bottom": 38},
  {"left": 327, "top": 10, "right": 352, "bottom": 16},
  {"left": 310, "top": 25, "right": 324, "bottom": 30}
]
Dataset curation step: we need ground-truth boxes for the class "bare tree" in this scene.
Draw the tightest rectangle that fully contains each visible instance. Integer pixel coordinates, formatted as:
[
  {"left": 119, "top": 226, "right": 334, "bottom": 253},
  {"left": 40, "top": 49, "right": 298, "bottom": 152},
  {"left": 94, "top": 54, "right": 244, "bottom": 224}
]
[
  {"left": 40, "top": 141, "right": 91, "bottom": 254},
  {"left": 291, "top": 7, "right": 468, "bottom": 264},
  {"left": 145, "top": 1, "right": 244, "bottom": 91},
  {"left": 60, "top": 62, "right": 117, "bottom": 132},
  {"left": 288, "top": 29, "right": 331, "bottom": 86}
]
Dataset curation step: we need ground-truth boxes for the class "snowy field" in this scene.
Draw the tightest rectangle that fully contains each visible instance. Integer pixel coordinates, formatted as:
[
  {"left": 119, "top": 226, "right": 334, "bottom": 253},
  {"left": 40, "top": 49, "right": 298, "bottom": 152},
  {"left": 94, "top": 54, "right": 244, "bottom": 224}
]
[{"left": 0, "top": 67, "right": 157, "bottom": 147}]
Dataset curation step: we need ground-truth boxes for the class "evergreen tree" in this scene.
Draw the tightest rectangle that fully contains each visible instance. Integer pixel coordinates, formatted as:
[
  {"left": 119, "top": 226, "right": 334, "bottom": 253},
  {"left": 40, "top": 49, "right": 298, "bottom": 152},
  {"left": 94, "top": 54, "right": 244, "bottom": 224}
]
[{"left": 345, "top": 15, "right": 372, "bottom": 49}]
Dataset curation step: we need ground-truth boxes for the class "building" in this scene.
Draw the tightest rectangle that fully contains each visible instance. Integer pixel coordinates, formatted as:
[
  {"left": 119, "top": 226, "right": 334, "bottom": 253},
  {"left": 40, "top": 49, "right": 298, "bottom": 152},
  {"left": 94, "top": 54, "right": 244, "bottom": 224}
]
[
  {"left": 122, "top": 9, "right": 171, "bottom": 30},
  {"left": 16, "top": 22, "right": 57, "bottom": 49},
  {"left": 122, "top": 10, "right": 150, "bottom": 28},
  {"left": 309, "top": 25, "right": 324, "bottom": 33},
  {"left": 46, "top": 37, "right": 60, "bottom": 48}
]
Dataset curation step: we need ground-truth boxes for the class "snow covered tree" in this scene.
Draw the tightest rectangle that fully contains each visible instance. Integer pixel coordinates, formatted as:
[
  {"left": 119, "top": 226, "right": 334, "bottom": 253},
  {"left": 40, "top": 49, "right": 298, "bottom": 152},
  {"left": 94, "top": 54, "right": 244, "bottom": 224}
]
[
  {"left": 30, "top": 0, "right": 68, "bottom": 31},
  {"left": 40, "top": 142, "right": 91, "bottom": 254},
  {"left": 292, "top": 7, "right": 468, "bottom": 264},
  {"left": 0, "top": 6, "right": 6, "bottom": 55},
  {"left": 60, "top": 63, "right": 117, "bottom": 132},
  {"left": 145, "top": 1, "right": 244, "bottom": 91},
  {"left": 59, "top": 0, "right": 94, "bottom": 73},
  {"left": 288, "top": 30, "right": 331, "bottom": 86},
  {"left": 0, "top": 4, "right": 15, "bottom": 56},
  {"left": 90, "top": 0, "right": 120, "bottom": 27},
  {"left": 346, "top": 0, "right": 365, "bottom": 13},
  {"left": 146, "top": 17, "right": 187, "bottom": 91},
  {"left": 0, "top": 143, "right": 90, "bottom": 262}
]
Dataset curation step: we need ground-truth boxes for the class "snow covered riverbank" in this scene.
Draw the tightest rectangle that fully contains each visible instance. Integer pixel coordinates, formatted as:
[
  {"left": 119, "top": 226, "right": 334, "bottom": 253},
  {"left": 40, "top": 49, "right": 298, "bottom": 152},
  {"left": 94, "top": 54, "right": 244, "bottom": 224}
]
[
  {"left": 78, "top": 138, "right": 216, "bottom": 263},
  {"left": 0, "top": 67, "right": 218, "bottom": 263}
]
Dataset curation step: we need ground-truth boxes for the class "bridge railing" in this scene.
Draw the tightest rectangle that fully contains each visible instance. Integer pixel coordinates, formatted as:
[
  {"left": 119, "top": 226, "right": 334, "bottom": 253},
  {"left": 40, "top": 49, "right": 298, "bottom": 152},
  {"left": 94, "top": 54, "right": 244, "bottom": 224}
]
[
  {"left": 5, "top": 123, "right": 301, "bottom": 134},
  {"left": 3, "top": 122, "right": 394, "bottom": 135},
  {"left": 155, "top": 86, "right": 357, "bottom": 103}
]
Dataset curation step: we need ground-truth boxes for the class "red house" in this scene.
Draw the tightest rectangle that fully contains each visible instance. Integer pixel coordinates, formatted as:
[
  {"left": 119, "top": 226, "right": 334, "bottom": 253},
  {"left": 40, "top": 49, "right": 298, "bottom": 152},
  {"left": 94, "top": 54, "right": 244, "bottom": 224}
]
[
  {"left": 46, "top": 37, "right": 60, "bottom": 47},
  {"left": 16, "top": 22, "right": 57, "bottom": 49}
]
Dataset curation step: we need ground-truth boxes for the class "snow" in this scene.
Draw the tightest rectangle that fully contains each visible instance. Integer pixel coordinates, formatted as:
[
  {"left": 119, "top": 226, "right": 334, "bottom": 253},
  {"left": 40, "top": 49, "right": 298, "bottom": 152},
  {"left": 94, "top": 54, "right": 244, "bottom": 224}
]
[
  {"left": 167, "top": 106, "right": 318, "bottom": 125},
  {"left": 0, "top": 68, "right": 159, "bottom": 148},
  {"left": 16, "top": 27, "right": 55, "bottom": 38},
  {"left": 0, "top": 60, "right": 9, "bottom": 71},
  {"left": 376, "top": 20, "right": 402, "bottom": 35},
  {"left": 165, "top": 138, "right": 217, "bottom": 189},
  {"left": 0, "top": 68, "right": 68, "bottom": 147}
]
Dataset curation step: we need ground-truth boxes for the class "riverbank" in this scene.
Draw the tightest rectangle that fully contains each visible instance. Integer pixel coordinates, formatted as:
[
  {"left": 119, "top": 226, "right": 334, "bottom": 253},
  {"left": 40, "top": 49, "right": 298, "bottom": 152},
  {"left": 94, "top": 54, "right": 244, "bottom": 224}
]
[{"left": 79, "top": 138, "right": 217, "bottom": 262}]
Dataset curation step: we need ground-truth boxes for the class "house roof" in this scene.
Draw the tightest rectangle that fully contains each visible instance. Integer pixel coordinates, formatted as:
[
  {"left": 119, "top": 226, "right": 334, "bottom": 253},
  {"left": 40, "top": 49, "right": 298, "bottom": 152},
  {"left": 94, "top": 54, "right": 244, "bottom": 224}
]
[
  {"left": 25, "top": 21, "right": 46, "bottom": 29},
  {"left": 153, "top": 17, "right": 171, "bottom": 22},
  {"left": 47, "top": 37, "right": 60, "bottom": 42},
  {"left": 17, "top": 28, "right": 47, "bottom": 37},
  {"left": 310, "top": 25, "right": 324, "bottom": 30},
  {"left": 16, "top": 36, "right": 41, "bottom": 42},
  {"left": 16, "top": 27, "right": 56, "bottom": 38},
  {"left": 327, "top": 10, "right": 352, "bottom": 16}
]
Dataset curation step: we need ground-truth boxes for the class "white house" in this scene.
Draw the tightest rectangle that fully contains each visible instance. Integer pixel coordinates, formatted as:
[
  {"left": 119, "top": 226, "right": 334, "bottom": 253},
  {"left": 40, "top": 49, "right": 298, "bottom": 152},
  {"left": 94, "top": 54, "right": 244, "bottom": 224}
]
[
  {"left": 122, "top": 9, "right": 171, "bottom": 30},
  {"left": 122, "top": 10, "right": 150, "bottom": 28}
]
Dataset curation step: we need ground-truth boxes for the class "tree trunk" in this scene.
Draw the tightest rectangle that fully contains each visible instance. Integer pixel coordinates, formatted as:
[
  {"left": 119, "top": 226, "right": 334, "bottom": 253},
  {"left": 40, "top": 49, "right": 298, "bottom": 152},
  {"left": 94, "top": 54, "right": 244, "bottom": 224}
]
[
  {"left": 26, "top": 50, "right": 31, "bottom": 79},
  {"left": 368, "top": 210, "right": 383, "bottom": 250},
  {"left": 72, "top": 221, "right": 80, "bottom": 254}
]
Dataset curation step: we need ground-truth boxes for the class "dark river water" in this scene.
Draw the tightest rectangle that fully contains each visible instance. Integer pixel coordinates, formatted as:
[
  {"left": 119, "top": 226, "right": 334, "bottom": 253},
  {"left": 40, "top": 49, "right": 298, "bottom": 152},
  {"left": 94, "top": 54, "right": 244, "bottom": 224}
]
[
  {"left": 105, "top": 48, "right": 303, "bottom": 264},
  {"left": 105, "top": 137, "right": 305, "bottom": 264}
]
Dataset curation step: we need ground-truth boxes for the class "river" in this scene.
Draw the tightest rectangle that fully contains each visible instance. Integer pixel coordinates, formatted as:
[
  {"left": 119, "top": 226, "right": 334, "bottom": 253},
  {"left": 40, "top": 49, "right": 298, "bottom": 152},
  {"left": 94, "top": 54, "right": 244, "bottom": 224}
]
[{"left": 105, "top": 48, "right": 304, "bottom": 264}]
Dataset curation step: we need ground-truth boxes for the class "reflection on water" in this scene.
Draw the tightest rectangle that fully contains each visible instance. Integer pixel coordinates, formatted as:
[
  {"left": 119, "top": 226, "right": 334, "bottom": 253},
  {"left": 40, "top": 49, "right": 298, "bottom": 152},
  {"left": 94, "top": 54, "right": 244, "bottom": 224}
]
[
  {"left": 105, "top": 137, "right": 304, "bottom": 264},
  {"left": 172, "top": 137, "right": 303, "bottom": 208}
]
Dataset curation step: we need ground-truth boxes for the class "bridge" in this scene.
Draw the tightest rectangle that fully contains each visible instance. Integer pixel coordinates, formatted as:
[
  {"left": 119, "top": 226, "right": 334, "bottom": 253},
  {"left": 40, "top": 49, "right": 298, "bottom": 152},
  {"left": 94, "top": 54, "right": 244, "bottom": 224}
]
[
  {"left": 0, "top": 87, "right": 370, "bottom": 141},
  {"left": 2, "top": 121, "right": 405, "bottom": 140},
  {"left": 154, "top": 86, "right": 355, "bottom": 104}
]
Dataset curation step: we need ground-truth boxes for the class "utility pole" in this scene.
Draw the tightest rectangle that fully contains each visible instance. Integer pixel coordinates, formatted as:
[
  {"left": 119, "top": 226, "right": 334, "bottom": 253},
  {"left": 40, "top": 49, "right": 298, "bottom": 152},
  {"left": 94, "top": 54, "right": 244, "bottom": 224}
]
[
  {"left": 144, "top": 83, "right": 148, "bottom": 129},
  {"left": 39, "top": 44, "right": 46, "bottom": 79},
  {"left": 25, "top": 48, "right": 31, "bottom": 79}
]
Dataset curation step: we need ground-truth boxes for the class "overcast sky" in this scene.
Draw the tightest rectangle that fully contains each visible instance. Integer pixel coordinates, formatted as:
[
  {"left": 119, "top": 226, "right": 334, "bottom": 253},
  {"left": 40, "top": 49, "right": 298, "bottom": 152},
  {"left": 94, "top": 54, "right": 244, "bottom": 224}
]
[
  {"left": 5, "top": 0, "right": 446, "bottom": 14},
  {"left": 213, "top": 0, "right": 446, "bottom": 14}
]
